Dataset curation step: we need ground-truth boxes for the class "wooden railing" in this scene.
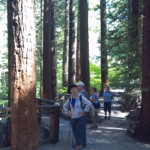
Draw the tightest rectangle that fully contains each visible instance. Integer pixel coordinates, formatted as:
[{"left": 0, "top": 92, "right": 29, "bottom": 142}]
[
  {"left": 36, "top": 98, "right": 60, "bottom": 144},
  {"left": 0, "top": 98, "right": 60, "bottom": 149}
]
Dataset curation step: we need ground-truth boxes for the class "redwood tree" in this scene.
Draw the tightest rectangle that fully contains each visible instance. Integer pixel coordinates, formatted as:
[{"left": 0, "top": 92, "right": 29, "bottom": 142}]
[
  {"left": 63, "top": 0, "right": 69, "bottom": 87},
  {"left": 128, "top": 0, "right": 139, "bottom": 80},
  {"left": 76, "top": 1, "right": 81, "bottom": 82},
  {"left": 43, "top": 0, "right": 52, "bottom": 100},
  {"left": 68, "top": 0, "right": 76, "bottom": 92},
  {"left": 131, "top": 0, "right": 139, "bottom": 56},
  {"left": 134, "top": 0, "right": 150, "bottom": 142},
  {"left": 40, "top": 0, "right": 44, "bottom": 98},
  {"left": 51, "top": 0, "right": 57, "bottom": 101},
  {"left": 100, "top": 0, "right": 109, "bottom": 95},
  {"left": 79, "top": 0, "right": 90, "bottom": 96},
  {"left": 9, "top": 0, "right": 38, "bottom": 149}
]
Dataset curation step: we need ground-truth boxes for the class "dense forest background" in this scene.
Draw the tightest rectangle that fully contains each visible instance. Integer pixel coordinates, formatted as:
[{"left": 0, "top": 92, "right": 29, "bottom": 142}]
[{"left": 0, "top": 0, "right": 142, "bottom": 109}]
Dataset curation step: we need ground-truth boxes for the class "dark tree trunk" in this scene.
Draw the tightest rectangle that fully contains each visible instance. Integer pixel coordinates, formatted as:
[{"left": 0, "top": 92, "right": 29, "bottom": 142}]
[
  {"left": 6, "top": 0, "right": 12, "bottom": 147},
  {"left": 8, "top": 0, "right": 11, "bottom": 108},
  {"left": 9, "top": 0, "right": 38, "bottom": 149},
  {"left": 43, "top": 0, "right": 52, "bottom": 100},
  {"left": 132, "top": 0, "right": 140, "bottom": 79},
  {"left": 131, "top": 0, "right": 139, "bottom": 55},
  {"left": 40, "top": 0, "right": 44, "bottom": 98},
  {"left": 51, "top": 0, "right": 57, "bottom": 101},
  {"left": 63, "top": 0, "right": 69, "bottom": 87},
  {"left": 134, "top": 0, "right": 150, "bottom": 143},
  {"left": 100, "top": 0, "right": 109, "bottom": 95},
  {"left": 76, "top": 1, "right": 81, "bottom": 82},
  {"left": 79, "top": 0, "right": 90, "bottom": 97},
  {"left": 128, "top": 0, "right": 139, "bottom": 80},
  {"left": 68, "top": 0, "right": 76, "bottom": 93}
]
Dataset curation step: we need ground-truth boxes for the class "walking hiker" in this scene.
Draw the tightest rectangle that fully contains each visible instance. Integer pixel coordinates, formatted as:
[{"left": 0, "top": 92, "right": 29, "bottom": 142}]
[
  {"left": 63, "top": 84, "right": 92, "bottom": 150},
  {"left": 103, "top": 85, "right": 116, "bottom": 120},
  {"left": 89, "top": 87, "right": 99, "bottom": 129},
  {"left": 77, "top": 82, "right": 88, "bottom": 147}
]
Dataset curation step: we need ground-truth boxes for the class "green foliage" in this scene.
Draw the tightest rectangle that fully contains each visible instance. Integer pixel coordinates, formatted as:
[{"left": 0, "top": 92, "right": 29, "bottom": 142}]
[
  {"left": 35, "top": 0, "right": 42, "bottom": 98},
  {"left": 95, "top": 0, "right": 142, "bottom": 93},
  {"left": 0, "top": 0, "right": 8, "bottom": 102},
  {"left": 90, "top": 63, "right": 101, "bottom": 92},
  {"left": 103, "top": 0, "right": 143, "bottom": 109},
  {"left": 0, "top": 0, "right": 143, "bottom": 110},
  {"left": 57, "top": 64, "right": 67, "bottom": 94}
]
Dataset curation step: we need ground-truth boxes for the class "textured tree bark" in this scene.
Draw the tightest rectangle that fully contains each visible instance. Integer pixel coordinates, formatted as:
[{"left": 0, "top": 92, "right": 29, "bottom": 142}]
[
  {"left": 79, "top": 0, "right": 90, "bottom": 97},
  {"left": 51, "top": 0, "right": 57, "bottom": 101},
  {"left": 63, "top": 0, "right": 69, "bottom": 87},
  {"left": 68, "top": 0, "right": 76, "bottom": 93},
  {"left": 135, "top": 0, "right": 150, "bottom": 142},
  {"left": 100, "top": 0, "right": 109, "bottom": 95},
  {"left": 40, "top": 0, "right": 44, "bottom": 99},
  {"left": 43, "top": 0, "right": 52, "bottom": 100},
  {"left": 9, "top": 0, "right": 38, "bottom": 149},
  {"left": 76, "top": 2, "right": 81, "bottom": 82}
]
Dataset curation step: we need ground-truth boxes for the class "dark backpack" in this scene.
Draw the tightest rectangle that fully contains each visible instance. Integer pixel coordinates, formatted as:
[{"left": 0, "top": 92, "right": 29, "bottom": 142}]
[
  {"left": 69, "top": 95, "right": 84, "bottom": 110},
  {"left": 80, "top": 91, "right": 89, "bottom": 99}
]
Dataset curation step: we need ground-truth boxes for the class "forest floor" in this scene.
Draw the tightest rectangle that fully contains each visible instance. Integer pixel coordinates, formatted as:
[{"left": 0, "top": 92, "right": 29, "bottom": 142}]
[{"left": 39, "top": 94, "right": 150, "bottom": 150}]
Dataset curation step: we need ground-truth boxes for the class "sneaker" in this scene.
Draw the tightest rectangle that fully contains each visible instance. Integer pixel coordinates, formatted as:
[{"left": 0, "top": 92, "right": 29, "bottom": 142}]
[
  {"left": 73, "top": 145, "right": 84, "bottom": 148},
  {"left": 89, "top": 125, "right": 97, "bottom": 129},
  {"left": 104, "top": 116, "right": 107, "bottom": 119},
  {"left": 108, "top": 117, "right": 111, "bottom": 120},
  {"left": 89, "top": 125, "right": 94, "bottom": 129}
]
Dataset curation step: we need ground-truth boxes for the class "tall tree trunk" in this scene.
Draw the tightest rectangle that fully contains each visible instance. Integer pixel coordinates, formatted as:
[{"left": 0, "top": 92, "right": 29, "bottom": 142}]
[
  {"left": 76, "top": 1, "right": 81, "bottom": 82},
  {"left": 43, "top": 0, "right": 52, "bottom": 100},
  {"left": 68, "top": 0, "right": 76, "bottom": 93},
  {"left": 8, "top": 0, "right": 11, "bottom": 108},
  {"left": 79, "top": 0, "right": 90, "bottom": 97},
  {"left": 132, "top": 0, "right": 139, "bottom": 56},
  {"left": 6, "top": 0, "right": 12, "bottom": 147},
  {"left": 100, "top": 0, "right": 109, "bottom": 95},
  {"left": 128, "top": 0, "right": 139, "bottom": 80},
  {"left": 63, "top": 0, "right": 69, "bottom": 87},
  {"left": 135, "top": 0, "right": 150, "bottom": 142},
  {"left": 51, "top": 0, "right": 57, "bottom": 101},
  {"left": 132, "top": 0, "right": 140, "bottom": 80},
  {"left": 40, "top": 0, "right": 44, "bottom": 98},
  {"left": 9, "top": 0, "right": 38, "bottom": 149}
]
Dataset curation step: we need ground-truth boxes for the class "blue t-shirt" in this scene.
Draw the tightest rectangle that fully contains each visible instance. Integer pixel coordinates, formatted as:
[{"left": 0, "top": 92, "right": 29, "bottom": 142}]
[
  {"left": 71, "top": 98, "right": 76, "bottom": 108},
  {"left": 103, "top": 91, "right": 115, "bottom": 102},
  {"left": 92, "top": 93, "right": 99, "bottom": 102}
]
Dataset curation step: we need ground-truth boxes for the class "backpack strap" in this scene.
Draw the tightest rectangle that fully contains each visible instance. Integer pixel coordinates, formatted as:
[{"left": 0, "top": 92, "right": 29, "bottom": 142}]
[
  {"left": 69, "top": 97, "right": 71, "bottom": 103},
  {"left": 68, "top": 97, "right": 71, "bottom": 110},
  {"left": 80, "top": 95, "right": 86, "bottom": 110},
  {"left": 80, "top": 91, "right": 86, "bottom": 96},
  {"left": 79, "top": 95, "right": 83, "bottom": 109},
  {"left": 69, "top": 96, "right": 84, "bottom": 110}
]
